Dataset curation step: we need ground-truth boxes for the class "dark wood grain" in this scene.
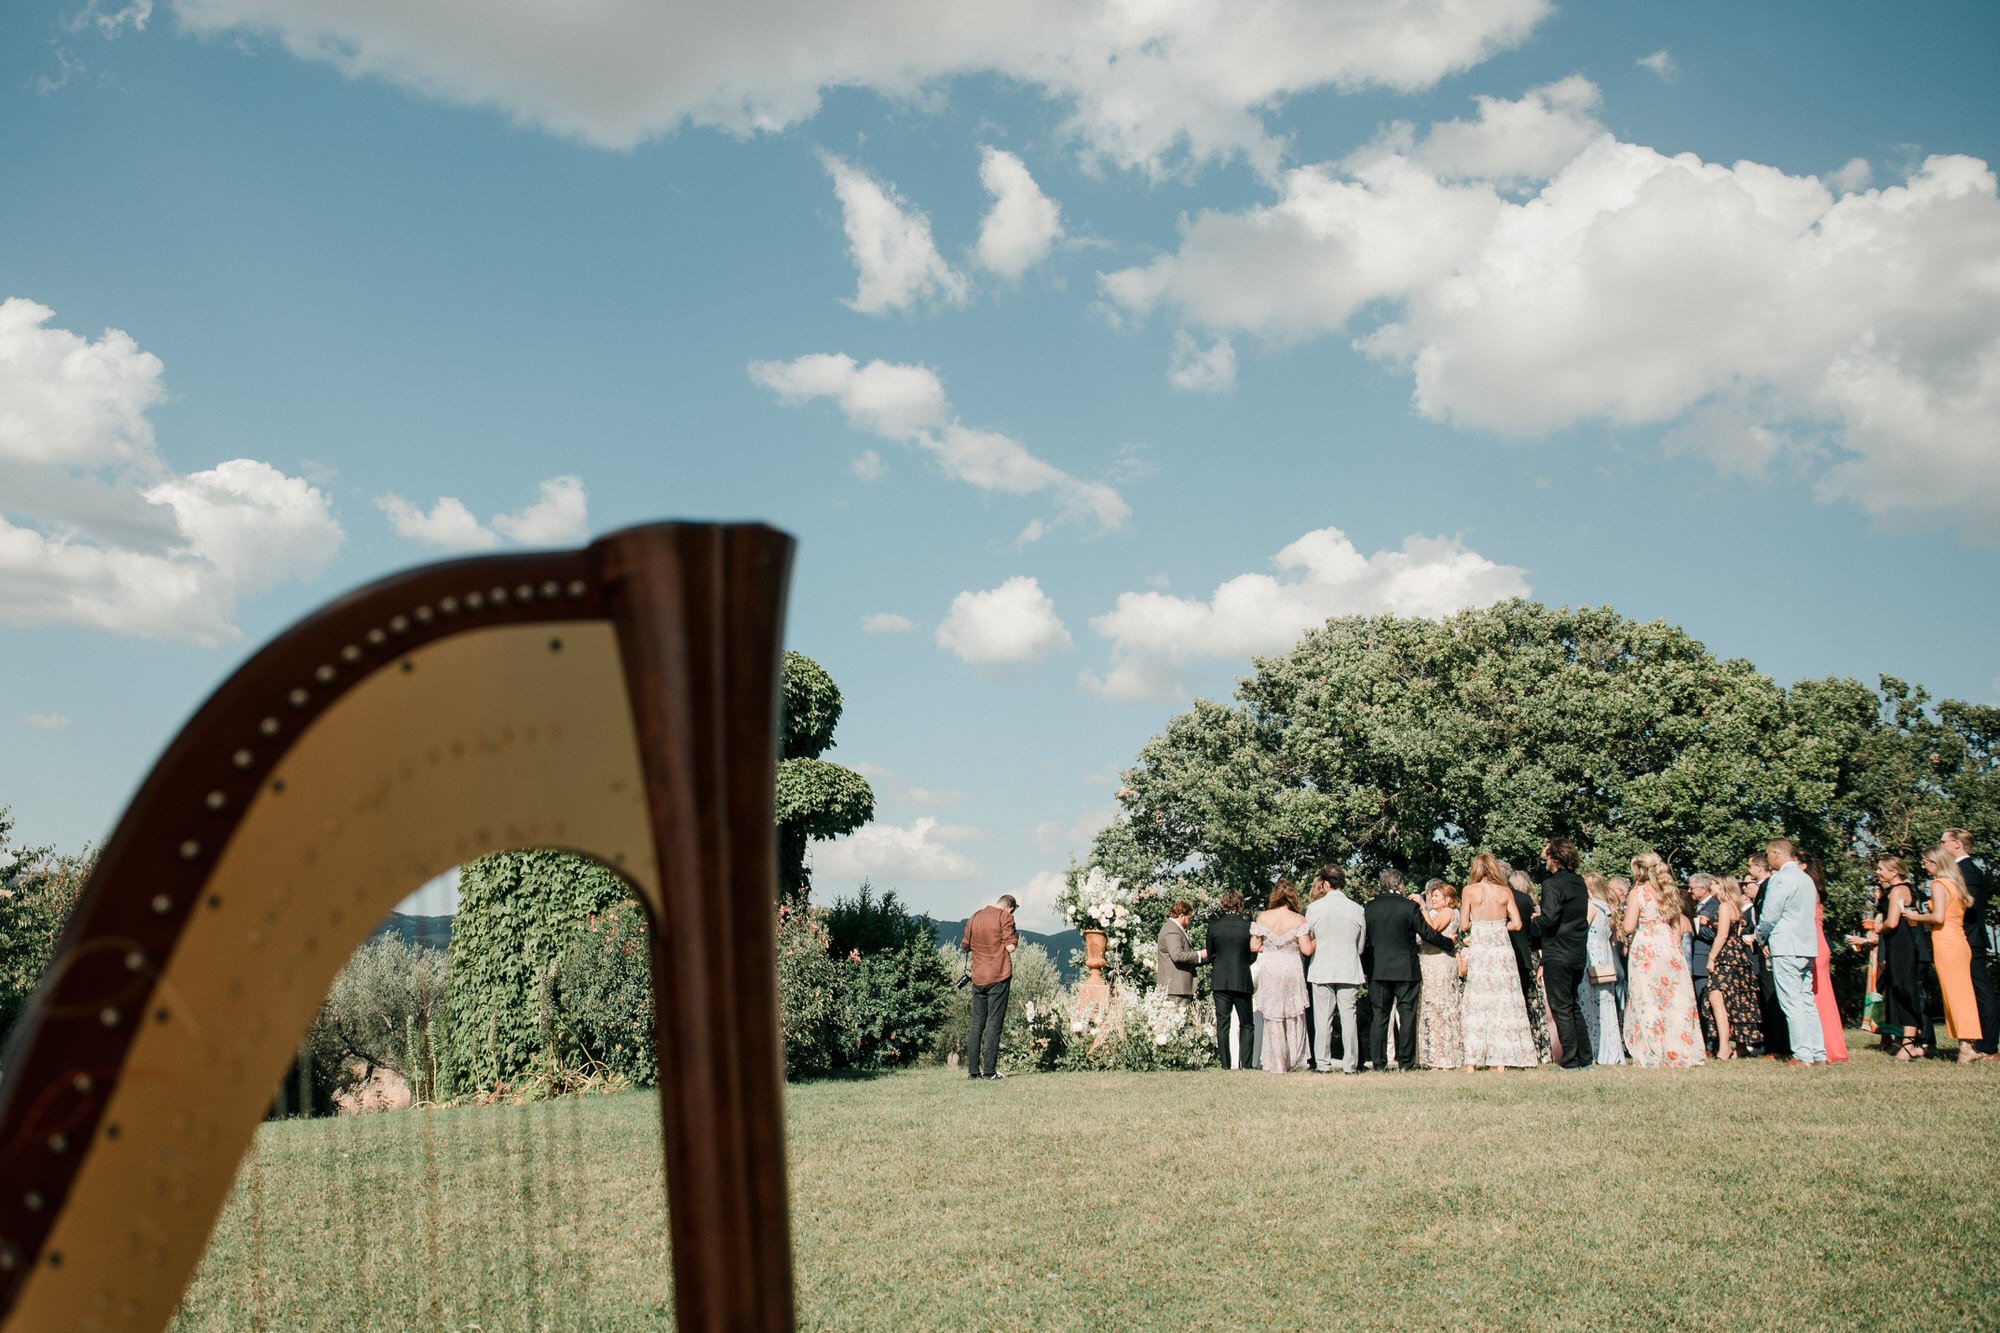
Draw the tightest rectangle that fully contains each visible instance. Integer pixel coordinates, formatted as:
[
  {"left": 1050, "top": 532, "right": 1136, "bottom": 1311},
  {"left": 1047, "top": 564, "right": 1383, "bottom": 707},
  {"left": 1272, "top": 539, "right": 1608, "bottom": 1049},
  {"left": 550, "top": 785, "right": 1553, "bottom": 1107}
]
[{"left": 596, "top": 524, "right": 796, "bottom": 1332}]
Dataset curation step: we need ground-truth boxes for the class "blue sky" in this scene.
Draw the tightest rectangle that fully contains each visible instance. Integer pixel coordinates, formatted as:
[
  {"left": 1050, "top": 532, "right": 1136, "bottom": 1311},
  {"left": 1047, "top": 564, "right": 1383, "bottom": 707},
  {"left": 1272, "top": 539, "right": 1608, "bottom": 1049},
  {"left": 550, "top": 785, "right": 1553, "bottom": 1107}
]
[{"left": 4, "top": 1, "right": 1997, "bottom": 928}]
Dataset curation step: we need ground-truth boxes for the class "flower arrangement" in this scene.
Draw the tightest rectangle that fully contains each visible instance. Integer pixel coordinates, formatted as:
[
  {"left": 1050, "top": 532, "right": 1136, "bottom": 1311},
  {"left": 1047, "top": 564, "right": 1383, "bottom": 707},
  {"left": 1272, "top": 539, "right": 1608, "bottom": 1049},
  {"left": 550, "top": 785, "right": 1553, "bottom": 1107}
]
[{"left": 1057, "top": 866, "right": 1151, "bottom": 979}]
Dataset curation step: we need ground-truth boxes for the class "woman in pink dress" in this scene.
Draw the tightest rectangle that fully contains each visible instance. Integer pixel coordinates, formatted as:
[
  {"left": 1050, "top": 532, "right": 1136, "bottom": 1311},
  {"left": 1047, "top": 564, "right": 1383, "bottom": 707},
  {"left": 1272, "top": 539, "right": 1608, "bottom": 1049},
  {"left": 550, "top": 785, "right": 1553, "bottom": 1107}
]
[
  {"left": 1249, "top": 879, "right": 1315, "bottom": 1073},
  {"left": 1798, "top": 852, "right": 1850, "bottom": 1062},
  {"left": 1620, "top": 852, "right": 1705, "bottom": 1068}
]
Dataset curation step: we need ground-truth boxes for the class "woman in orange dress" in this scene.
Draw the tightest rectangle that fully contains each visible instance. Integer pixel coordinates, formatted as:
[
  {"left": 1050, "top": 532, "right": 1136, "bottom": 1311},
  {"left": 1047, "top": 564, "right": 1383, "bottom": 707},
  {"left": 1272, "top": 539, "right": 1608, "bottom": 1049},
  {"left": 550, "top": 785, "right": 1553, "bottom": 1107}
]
[
  {"left": 1910, "top": 847, "right": 1984, "bottom": 1064},
  {"left": 1798, "top": 852, "right": 1849, "bottom": 1063}
]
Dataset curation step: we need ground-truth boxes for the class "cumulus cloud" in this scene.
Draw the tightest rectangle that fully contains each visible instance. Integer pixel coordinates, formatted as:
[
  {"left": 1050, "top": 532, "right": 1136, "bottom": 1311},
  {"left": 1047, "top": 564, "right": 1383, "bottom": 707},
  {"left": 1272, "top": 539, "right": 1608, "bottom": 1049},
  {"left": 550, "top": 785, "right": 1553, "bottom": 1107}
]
[
  {"left": 171, "top": 0, "right": 1549, "bottom": 176},
  {"left": 821, "top": 153, "right": 968, "bottom": 315},
  {"left": 1099, "top": 81, "right": 2000, "bottom": 538},
  {"left": 936, "top": 575, "right": 1072, "bottom": 666},
  {"left": 749, "top": 352, "right": 1130, "bottom": 537},
  {"left": 862, "top": 611, "right": 915, "bottom": 634},
  {"left": 1637, "top": 49, "right": 1675, "bottom": 81},
  {"left": 19, "top": 712, "right": 74, "bottom": 732},
  {"left": 1082, "top": 526, "right": 1528, "bottom": 701},
  {"left": 0, "top": 298, "right": 342, "bottom": 644},
  {"left": 812, "top": 815, "right": 981, "bottom": 883},
  {"left": 375, "top": 475, "right": 589, "bottom": 551},
  {"left": 851, "top": 449, "right": 886, "bottom": 480},
  {"left": 375, "top": 495, "right": 498, "bottom": 551},
  {"left": 1168, "top": 331, "right": 1236, "bottom": 392},
  {"left": 975, "top": 147, "right": 1063, "bottom": 278},
  {"left": 1011, "top": 869, "right": 1068, "bottom": 931}
]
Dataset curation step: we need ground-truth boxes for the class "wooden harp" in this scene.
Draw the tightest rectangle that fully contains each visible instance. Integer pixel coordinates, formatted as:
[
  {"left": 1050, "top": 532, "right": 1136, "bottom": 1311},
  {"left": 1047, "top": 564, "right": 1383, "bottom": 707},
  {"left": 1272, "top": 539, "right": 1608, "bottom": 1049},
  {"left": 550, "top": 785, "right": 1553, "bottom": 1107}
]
[{"left": 0, "top": 522, "right": 796, "bottom": 1332}]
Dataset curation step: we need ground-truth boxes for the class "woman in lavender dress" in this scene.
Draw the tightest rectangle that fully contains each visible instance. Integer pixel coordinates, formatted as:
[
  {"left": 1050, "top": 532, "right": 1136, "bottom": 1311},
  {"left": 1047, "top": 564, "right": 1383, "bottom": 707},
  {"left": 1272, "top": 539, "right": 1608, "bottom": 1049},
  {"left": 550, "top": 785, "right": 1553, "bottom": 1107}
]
[{"left": 1249, "top": 879, "right": 1315, "bottom": 1073}]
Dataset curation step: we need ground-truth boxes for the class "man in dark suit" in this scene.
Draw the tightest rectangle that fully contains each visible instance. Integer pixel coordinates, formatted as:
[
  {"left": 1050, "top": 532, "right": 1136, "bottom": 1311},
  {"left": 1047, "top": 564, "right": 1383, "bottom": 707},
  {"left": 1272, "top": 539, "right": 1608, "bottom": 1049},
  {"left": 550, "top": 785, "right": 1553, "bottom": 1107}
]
[
  {"left": 1538, "top": 839, "right": 1593, "bottom": 1070},
  {"left": 1944, "top": 828, "right": 1997, "bottom": 1057},
  {"left": 1207, "top": 890, "right": 1255, "bottom": 1068},
  {"left": 1743, "top": 854, "right": 1788, "bottom": 1058},
  {"left": 1362, "top": 885, "right": 1455, "bottom": 1071},
  {"left": 1507, "top": 871, "right": 1544, "bottom": 1027},
  {"left": 1688, "top": 873, "right": 1721, "bottom": 1053}
]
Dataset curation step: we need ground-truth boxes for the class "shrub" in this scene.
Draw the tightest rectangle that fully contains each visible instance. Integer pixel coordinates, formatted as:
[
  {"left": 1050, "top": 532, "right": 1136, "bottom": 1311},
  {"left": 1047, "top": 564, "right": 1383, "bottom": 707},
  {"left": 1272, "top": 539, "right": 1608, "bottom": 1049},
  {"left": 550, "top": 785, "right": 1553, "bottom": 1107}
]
[
  {"left": 442, "top": 851, "right": 628, "bottom": 1093},
  {"left": 776, "top": 901, "right": 849, "bottom": 1079},
  {"left": 0, "top": 810, "right": 91, "bottom": 1051},
  {"left": 550, "top": 897, "right": 657, "bottom": 1088}
]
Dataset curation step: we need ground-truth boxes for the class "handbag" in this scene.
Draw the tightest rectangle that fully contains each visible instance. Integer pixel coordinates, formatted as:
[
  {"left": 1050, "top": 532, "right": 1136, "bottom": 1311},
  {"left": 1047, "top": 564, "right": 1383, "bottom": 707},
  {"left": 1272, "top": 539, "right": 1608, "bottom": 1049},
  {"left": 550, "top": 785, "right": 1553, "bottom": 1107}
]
[{"left": 1587, "top": 963, "right": 1617, "bottom": 986}]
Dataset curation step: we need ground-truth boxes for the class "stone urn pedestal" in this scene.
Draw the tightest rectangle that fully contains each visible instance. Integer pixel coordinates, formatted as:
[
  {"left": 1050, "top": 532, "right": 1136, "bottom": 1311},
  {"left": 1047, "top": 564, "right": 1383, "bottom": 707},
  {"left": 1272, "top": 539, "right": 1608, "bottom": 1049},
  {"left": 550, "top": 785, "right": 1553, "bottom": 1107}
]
[{"left": 1075, "top": 929, "right": 1118, "bottom": 1047}]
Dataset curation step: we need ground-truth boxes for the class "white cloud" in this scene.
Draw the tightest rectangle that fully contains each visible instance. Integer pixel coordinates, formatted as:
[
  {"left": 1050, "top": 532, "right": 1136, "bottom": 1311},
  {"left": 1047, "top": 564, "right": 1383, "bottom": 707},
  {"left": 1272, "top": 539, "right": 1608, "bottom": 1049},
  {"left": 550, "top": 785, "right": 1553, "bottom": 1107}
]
[
  {"left": 376, "top": 475, "right": 589, "bottom": 551},
  {"left": 1637, "top": 49, "right": 1675, "bottom": 81},
  {"left": 975, "top": 147, "right": 1062, "bottom": 278},
  {"left": 1403, "top": 73, "right": 1604, "bottom": 189},
  {"left": 848, "top": 761, "right": 961, "bottom": 810},
  {"left": 0, "top": 298, "right": 343, "bottom": 645},
  {"left": 1012, "top": 869, "right": 1068, "bottom": 932},
  {"left": 1828, "top": 156, "right": 1873, "bottom": 193},
  {"left": 19, "top": 712, "right": 73, "bottom": 732},
  {"left": 172, "top": 0, "right": 1550, "bottom": 176},
  {"left": 1083, "top": 526, "right": 1528, "bottom": 701},
  {"left": 862, "top": 611, "right": 915, "bottom": 634},
  {"left": 936, "top": 575, "right": 1072, "bottom": 666},
  {"left": 0, "top": 296, "right": 164, "bottom": 469},
  {"left": 851, "top": 449, "right": 886, "bottom": 480},
  {"left": 812, "top": 815, "right": 980, "bottom": 884},
  {"left": 821, "top": 153, "right": 969, "bottom": 316},
  {"left": 375, "top": 495, "right": 499, "bottom": 551},
  {"left": 749, "top": 353, "right": 1130, "bottom": 535},
  {"left": 1100, "top": 81, "right": 2000, "bottom": 539},
  {"left": 1168, "top": 331, "right": 1236, "bottom": 392},
  {"left": 490, "top": 475, "right": 589, "bottom": 545},
  {"left": 750, "top": 353, "right": 947, "bottom": 438}
]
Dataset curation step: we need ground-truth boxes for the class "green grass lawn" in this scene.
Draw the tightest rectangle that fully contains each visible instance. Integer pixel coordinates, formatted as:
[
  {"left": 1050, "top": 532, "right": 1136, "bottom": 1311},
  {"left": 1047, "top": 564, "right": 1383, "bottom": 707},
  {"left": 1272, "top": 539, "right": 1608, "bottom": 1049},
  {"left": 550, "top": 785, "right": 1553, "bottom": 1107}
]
[{"left": 174, "top": 1039, "right": 2000, "bottom": 1331}]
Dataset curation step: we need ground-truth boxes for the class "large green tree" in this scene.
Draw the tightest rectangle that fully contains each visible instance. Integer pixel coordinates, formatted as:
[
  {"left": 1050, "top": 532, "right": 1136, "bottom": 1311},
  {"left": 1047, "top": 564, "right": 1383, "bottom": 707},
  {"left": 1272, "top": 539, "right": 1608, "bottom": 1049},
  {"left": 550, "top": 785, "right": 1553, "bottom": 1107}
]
[
  {"left": 0, "top": 809, "right": 92, "bottom": 1050},
  {"left": 1090, "top": 602, "right": 1999, "bottom": 941}
]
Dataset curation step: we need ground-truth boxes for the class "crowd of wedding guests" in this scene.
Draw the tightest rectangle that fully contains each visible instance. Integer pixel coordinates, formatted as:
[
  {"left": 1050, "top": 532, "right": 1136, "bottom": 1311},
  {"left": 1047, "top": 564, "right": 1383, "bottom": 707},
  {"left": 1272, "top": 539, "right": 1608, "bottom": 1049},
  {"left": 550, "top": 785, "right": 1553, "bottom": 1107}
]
[{"left": 1155, "top": 829, "right": 1998, "bottom": 1073}]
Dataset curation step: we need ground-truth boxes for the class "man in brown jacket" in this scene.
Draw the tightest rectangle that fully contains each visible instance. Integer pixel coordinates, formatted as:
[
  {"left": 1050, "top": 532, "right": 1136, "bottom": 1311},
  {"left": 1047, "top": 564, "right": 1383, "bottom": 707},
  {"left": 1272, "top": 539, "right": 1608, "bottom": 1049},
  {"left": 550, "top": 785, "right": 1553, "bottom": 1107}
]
[{"left": 961, "top": 894, "right": 1018, "bottom": 1080}]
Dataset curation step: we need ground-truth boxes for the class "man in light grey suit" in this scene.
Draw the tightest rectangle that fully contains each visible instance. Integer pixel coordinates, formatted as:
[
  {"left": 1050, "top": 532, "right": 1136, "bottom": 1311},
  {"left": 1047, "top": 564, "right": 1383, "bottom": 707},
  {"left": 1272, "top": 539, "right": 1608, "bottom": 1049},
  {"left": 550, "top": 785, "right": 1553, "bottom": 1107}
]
[
  {"left": 1305, "top": 865, "right": 1366, "bottom": 1073},
  {"left": 1754, "top": 838, "right": 1825, "bottom": 1066}
]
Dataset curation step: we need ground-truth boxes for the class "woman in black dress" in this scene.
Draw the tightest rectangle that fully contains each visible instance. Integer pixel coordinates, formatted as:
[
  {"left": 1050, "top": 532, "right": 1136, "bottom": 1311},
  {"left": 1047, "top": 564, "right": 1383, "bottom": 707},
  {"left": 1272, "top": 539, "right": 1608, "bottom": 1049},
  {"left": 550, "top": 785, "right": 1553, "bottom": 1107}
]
[
  {"left": 1872, "top": 855, "right": 1926, "bottom": 1060},
  {"left": 1706, "top": 875, "right": 1763, "bottom": 1058}
]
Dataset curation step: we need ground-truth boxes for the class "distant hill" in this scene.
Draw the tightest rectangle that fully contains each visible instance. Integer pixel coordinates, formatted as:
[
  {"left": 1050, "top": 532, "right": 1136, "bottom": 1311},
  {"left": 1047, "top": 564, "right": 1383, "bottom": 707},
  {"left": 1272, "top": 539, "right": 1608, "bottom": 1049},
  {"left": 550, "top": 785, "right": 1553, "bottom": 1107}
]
[
  {"left": 371, "top": 912, "right": 452, "bottom": 951},
  {"left": 934, "top": 918, "right": 1084, "bottom": 982}
]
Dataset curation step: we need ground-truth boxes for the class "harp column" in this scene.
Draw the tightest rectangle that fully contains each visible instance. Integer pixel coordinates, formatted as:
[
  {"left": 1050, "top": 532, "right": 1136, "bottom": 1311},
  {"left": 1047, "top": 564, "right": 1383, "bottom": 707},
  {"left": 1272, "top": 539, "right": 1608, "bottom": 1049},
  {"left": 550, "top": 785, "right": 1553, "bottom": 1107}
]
[{"left": 596, "top": 524, "right": 796, "bottom": 1332}]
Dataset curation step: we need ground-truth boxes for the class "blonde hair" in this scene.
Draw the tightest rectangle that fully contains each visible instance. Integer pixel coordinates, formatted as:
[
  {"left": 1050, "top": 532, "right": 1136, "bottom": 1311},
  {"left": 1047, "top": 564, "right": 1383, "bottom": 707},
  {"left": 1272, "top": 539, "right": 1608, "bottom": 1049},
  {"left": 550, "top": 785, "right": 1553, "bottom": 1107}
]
[
  {"left": 1468, "top": 852, "right": 1508, "bottom": 886},
  {"left": 1711, "top": 875, "right": 1744, "bottom": 909},
  {"left": 1875, "top": 855, "right": 1908, "bottom": 884},
  {"left": 1630, "top": 851, "right": 1685, "bottom": 926},
  {"left": 1922, "top": 847, "right": 1973, "bottom": 907},
  {"left": 1584, "top": 872, "right": 1616, "bottom": 907}
]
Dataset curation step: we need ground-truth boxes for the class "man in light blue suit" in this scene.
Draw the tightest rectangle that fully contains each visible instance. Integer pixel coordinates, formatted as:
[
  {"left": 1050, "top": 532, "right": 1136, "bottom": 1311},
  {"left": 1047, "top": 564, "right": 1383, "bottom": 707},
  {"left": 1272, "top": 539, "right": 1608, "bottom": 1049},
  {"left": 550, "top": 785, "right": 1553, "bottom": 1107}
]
[{"left": 1754, "top": 838, "right": 1826, "bottom": 1065}]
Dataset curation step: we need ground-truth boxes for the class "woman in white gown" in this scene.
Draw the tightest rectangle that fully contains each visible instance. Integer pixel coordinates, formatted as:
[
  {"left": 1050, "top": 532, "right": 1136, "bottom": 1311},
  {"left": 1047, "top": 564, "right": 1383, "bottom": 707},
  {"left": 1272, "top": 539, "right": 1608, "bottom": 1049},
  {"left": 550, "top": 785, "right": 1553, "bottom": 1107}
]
[{"left": 1457, "top": 853, "right": 1538, "bottom": 1069}]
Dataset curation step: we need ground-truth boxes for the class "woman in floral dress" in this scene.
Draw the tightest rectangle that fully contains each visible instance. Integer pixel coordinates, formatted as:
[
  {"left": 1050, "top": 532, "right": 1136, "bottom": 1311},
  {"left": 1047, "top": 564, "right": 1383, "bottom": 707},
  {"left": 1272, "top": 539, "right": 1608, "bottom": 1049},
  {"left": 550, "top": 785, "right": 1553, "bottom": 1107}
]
[
  {"left": 1457, "top": 853, "right": 1537, "bottom": 1069},
  {"left": 1704, "top": 875, "right": 1762, "bottom": 1058},
  {"left": 1620, "top": 852, "right": 1705, "bottom": 1068},
  {"left": 1249, "top": 879, "right": 1314, "bottom": 1073},
  {"left": 1415, "top": 882, "right": 1464, "bottom": 1069}
]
